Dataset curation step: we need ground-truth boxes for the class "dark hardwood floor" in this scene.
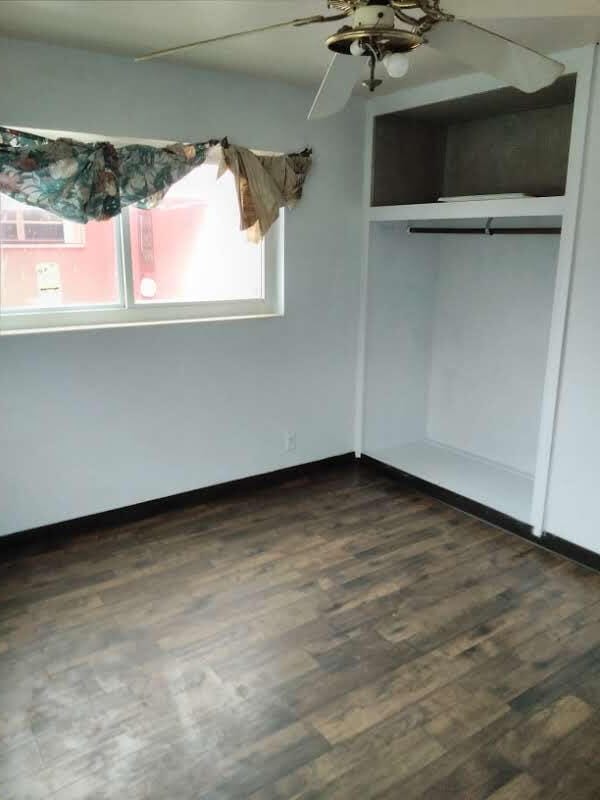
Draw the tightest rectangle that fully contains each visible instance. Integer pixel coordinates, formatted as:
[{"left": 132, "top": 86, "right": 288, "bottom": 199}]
[{"left": 2, "top": 460, "right": 600, "bottom": 799}]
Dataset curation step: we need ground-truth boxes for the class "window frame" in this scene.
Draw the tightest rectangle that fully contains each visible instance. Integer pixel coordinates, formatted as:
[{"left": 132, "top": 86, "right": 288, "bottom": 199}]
[{"left": 0, "top": 202, "right": 283, "bottom": 335}]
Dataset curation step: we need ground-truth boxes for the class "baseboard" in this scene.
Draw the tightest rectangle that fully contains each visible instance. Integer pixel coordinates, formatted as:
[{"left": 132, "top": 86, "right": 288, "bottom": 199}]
[
  {"left": 359, "top": 454, "right": 600, "bottom": 573},
  {"left": 0, "top": 453, "right": 355, "bottom": 561},
  {"left": 542, "top": 532, "right": 600, "bottom": 573},
  {"left": 359, "top": 454, "right": 534, "bottom": 539},
  {"left": 4, "top": 452, "right": 598, "bottom": 575}
]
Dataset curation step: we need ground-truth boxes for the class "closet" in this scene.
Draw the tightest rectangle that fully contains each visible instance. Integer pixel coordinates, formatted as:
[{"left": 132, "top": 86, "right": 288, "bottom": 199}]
[{"left": 359, "top": 51, "right": 593, "bottom": 534}]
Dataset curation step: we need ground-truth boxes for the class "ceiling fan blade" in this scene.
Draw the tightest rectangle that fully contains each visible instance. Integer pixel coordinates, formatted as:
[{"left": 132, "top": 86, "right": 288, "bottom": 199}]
[
  {"left": 442, "top": 0, "right": 600, "bottom": 17},
  {"left": 135, "top": 14, "right": 348, "bottom": 62},
  {"left": 308, "top": 54, "right": 364, "bottom": 120},
  {"left": 426, "top": 20, "right": 565, "bottom": 93}
]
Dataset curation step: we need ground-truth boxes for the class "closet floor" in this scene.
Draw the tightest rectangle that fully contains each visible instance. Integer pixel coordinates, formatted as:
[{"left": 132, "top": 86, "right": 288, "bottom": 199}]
[
  {"left": 2, "top": 460, "right": 600, "bottom": 799},
  {"left": 368, "top": 440, "right": 534, "bottom": 522}
]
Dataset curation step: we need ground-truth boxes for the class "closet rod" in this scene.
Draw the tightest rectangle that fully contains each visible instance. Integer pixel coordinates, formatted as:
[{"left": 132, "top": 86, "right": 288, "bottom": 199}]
[{"left": 407, "top": 226, "right": 562, "bottom": 235}]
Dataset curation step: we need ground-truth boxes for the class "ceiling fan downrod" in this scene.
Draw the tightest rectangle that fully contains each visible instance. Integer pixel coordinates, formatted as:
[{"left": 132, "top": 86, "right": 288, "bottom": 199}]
[{"left": 362, "top": 47, "right": 384, "bottom": 91}]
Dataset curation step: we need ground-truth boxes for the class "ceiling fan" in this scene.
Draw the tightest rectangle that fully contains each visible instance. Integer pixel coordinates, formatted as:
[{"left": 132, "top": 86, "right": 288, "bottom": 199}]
[{"left": 135, "top": 0, "right": 566, "bottom": 120}]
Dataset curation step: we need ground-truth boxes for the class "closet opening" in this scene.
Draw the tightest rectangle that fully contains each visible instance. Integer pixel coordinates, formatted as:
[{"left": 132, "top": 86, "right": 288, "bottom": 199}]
[{"left": 363, "top": 218, "right": 561, "bottom": 523}]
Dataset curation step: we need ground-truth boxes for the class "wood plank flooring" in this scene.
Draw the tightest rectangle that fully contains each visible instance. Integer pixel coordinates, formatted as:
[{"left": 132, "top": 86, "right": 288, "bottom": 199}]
[{"left": 2, "top": 460, "right": 600, "bottom": 799}]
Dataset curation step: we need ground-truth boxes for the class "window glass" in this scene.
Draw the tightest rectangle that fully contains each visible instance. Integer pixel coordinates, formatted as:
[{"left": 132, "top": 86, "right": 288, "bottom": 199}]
[
  {"left": 128, "top": 165, "right": 264, "bottom": 304},
  {"left": 0, "top": 196, "right": 120, "bottom": 311}
]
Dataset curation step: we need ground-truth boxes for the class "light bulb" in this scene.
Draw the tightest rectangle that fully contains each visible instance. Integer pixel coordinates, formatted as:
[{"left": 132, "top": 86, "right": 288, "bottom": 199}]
[
  {"left": 350, "top": 39, "right": 364, "bottom": 56},
  {"left": 383, "top": 52, "right": 410, "bottom": 78}
]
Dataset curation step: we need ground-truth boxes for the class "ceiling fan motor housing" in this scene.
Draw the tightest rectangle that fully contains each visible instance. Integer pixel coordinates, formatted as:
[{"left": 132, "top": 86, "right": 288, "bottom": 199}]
[
  {"left": 353, "top": 4, "right": 395, "bottom": 28},
  {"left": 327, "top": 1, "right": 423, "bottom": 57}
]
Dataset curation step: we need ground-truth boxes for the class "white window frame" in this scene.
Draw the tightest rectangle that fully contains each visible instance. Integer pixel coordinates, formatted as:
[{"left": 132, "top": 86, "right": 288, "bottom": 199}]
[{"left": 0, "top": 204, "right": 283, "bottom": 335}]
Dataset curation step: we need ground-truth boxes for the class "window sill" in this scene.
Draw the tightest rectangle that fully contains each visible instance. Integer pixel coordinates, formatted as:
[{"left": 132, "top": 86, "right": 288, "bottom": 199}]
[{"left": 0, "top": 311, "right": 283, "bottom": 336}]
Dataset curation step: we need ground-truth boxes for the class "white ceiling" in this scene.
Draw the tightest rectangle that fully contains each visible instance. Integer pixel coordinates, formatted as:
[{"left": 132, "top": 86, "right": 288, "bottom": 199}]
[{"left": 0, "top": 1, "right": 598, "bottom": 95}]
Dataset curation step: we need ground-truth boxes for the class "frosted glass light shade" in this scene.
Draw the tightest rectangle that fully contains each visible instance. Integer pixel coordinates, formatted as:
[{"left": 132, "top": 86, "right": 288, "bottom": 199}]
[{"left": 383, "top": 52, "right": 410, "bottom": 78}]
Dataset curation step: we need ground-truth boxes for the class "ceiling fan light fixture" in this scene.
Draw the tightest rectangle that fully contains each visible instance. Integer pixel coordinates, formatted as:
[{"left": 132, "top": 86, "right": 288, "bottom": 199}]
[{"left": 326, "top": 27, "right": 423, "bottom": 56}]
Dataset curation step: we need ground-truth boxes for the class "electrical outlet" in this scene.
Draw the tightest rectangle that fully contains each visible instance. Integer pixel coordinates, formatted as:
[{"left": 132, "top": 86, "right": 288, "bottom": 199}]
[{"left": 284, "top": 431, "right": 296, "bottom": 452}]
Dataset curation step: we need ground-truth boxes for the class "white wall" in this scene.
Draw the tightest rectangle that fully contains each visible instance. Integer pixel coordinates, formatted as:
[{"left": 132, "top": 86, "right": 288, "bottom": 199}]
[
  {"left": 362, "top": 223, "right": 438, "bottom": 453},
  {"left": 427, "top": 234, "right": 559, "bottom": 475},
  {"left": 0, "top": 37, "right": 364, "bottom": 535},
  {"left": 362, "top": 227, "right": 558, "bottom": 476},
  {"left": 545, "top": 52, "right": 600, "bottom": 553}
]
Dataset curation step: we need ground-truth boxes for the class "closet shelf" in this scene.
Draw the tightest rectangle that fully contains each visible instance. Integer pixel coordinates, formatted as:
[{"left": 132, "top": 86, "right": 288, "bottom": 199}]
[
  {"left": 366, "top": 440, "right": 534, "bottom": 523},
  {"left": 368, "top": 195, "right": 565, "bottom": 224}
]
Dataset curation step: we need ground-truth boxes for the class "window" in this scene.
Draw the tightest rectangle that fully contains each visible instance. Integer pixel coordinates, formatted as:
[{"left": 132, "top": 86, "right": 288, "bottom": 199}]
[{"left": 0, "top": 150, "right": 281, "bottom": 333}]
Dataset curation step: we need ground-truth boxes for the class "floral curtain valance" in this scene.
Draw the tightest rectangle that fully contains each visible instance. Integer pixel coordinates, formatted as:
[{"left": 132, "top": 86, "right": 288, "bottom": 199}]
[{"left": 0, "top": 127, "right": 312, "bottom": 240}]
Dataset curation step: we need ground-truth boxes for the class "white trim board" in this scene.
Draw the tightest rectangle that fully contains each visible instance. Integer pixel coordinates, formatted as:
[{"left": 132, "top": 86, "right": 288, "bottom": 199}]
[
  {"left": 369, "top": 196, "right": 565, "bottom": 223},
  {"left": 530, "top": 44, "right": 597, "bottom": 537},
  {"left": 354, "top": 104, "right": 373, "bottom": 458}
]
